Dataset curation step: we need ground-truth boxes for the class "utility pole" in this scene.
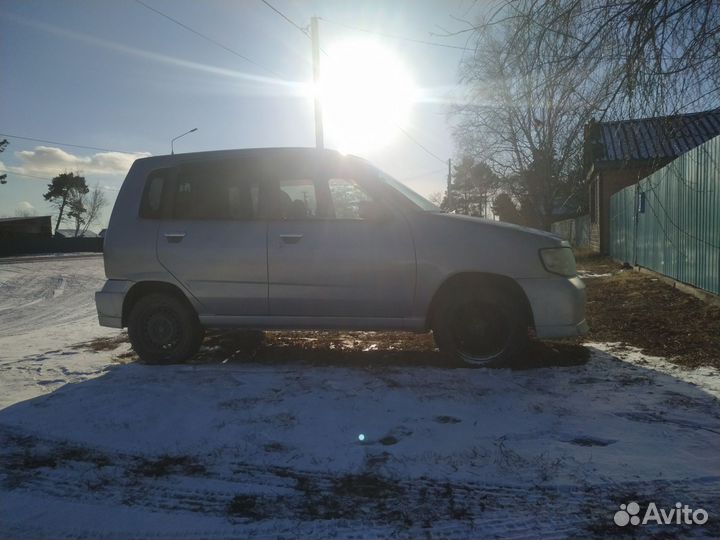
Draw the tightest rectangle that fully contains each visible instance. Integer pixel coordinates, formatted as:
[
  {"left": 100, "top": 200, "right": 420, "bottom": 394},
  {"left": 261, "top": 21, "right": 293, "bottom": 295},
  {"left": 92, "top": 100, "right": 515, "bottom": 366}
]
[
  {"left": 311, "top": 17, "right": 324, "bottom": 150},
  {"left": 446, "top": 158, "right": 452, "bottom": 210},
  {"left": 0, "top": 139, "right": 7, "bottom": 185}
]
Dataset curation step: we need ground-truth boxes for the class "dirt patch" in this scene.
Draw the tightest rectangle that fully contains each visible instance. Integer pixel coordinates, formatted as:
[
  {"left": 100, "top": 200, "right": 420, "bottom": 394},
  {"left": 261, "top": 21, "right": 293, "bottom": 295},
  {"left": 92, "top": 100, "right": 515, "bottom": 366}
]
[
  {"left": 72, "top": 333, "right": 128, "bottom": 352},
  {"left": 194, "top": 329, "right": 589, "bottom": 370},
  {"left": 227, "top": 494, "right": 265, "bottom": 519},
  {"left": 577, "top": 253, "right": 720, "bottom": 368},
  {"left": 331, "top": 473, "right": 404, "bottom": 499},
  {"left": 1, "top": 439, "right": 112, "bottom": 489},
  {"left": 379, "top": 435, "right": 399, "bottom": 446},
  {"left": 197, "top": 329, "right": 442, "bottom": 367},
  {"left": 509, "top": 341, "right": 589, "bottom": 369},
  {"left": 263, "top": 441, "right": 289, "bottom": 453},
  {"left": 98, "top": 322, "right": 590, "bottom": 369},
  {"left": 435, "top": 415, "right": 462, "bottom": 424},
  {"left": 568, "top": 436, "right": 616, "bottom": 447},
  {"left": 130, "top": 455, "right": 206, "bottom": 478}
]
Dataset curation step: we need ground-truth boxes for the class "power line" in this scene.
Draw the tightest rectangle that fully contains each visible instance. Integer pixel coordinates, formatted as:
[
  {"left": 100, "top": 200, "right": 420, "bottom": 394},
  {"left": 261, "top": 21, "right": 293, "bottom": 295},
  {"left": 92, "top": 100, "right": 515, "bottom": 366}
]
[
  {"left": 0, "top": 133, "right": 135, "bottom": 154},
  {"left": 397, "top": 127, "right": 447, "bottom": 164},
  {"left": 258, "top": 0, "right": 309, "bottom": 38},
  {"left": 258, "top": 1, "right": 329, "bottom": 57},
  {"left": 134, "top": 0, "right": 285, "bottom": 78},
  {"left": 0, "top": 169, "right": 53, "bottom": 181},
  {"left": 400, "top": 167, "right": 447, "bottom": 181},
  {"left": 321, "top": 18, "right": 473, "bottom": 51}
]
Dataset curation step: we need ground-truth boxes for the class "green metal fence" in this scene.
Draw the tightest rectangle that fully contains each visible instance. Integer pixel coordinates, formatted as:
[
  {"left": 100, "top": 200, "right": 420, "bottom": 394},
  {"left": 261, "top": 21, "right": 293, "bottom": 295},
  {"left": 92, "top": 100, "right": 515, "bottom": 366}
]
[{"left": 609, "top": 134, "right": 720, "bottom": 296}]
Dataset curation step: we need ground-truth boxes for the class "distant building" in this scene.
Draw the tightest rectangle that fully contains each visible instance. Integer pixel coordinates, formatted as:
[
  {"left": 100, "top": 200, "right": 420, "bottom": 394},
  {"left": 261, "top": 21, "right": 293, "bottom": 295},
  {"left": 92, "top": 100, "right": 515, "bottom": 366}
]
[
  {"left": 55, "top": 229, "right": 99, "bottom": 238},
  {"left": 0, "top": 216, "right": 52, "bottom": 240},
  {"left": 584, "top": 108, "right": 720, "bottom": 253}
]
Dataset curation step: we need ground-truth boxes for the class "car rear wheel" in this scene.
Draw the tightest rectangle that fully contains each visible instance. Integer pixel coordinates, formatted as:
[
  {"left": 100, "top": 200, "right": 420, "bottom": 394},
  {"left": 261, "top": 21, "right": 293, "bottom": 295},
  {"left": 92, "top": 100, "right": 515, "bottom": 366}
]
[
  {"left": 128, "top": 293, "right": 203, "bottom": 364},
  {"left": 432, "top": 287, "right": 529, "bottom": 367}
]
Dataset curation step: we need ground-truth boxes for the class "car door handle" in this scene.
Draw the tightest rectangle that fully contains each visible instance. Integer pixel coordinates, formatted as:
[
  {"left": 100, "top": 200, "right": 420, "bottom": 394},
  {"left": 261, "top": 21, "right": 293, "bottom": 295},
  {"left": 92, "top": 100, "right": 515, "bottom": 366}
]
[
  {"left": 164, "top": 232, "right": 186, "bottom": 243},
  {"left": 279, "top": 234, "right": 303, "bottom": 244}
]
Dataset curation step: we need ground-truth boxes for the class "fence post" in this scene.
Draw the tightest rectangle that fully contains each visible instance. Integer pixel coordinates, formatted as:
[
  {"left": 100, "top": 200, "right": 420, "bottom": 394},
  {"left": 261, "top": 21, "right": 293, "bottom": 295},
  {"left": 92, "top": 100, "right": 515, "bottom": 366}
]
[{"left": 633, "top": 183, "right": 640, "bottom": 266}]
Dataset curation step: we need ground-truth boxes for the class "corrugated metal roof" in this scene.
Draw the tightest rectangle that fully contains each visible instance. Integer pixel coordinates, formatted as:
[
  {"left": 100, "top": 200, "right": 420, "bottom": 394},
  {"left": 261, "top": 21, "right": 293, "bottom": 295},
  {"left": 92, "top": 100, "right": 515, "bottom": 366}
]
[{"left": 594, "top": 108, "right": 720, "bottom": 163}]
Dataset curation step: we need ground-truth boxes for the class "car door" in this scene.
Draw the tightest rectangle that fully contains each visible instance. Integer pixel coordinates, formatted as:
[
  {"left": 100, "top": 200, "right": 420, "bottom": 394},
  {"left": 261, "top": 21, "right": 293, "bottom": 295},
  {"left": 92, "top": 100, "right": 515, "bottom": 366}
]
[
  {"left": 156, "top": 159, "right": 267, "bottom": 316},
  {"left": 266, "top": 172, "right": 416, "bottom": 318}
]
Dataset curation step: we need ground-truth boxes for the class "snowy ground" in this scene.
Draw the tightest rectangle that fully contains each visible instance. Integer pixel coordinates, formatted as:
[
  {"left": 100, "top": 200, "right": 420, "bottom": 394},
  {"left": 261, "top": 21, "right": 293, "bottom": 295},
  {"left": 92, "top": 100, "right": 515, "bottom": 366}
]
[{"left": 1, "top": 257, "right": 719, "bottom": 539}]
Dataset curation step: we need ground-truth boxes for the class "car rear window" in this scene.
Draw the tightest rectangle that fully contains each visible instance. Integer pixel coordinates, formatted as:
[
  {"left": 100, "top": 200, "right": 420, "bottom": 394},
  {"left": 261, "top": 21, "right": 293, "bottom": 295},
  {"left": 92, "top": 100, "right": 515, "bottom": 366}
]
[
  {"left": 139, "top": 169, "right": 168, "bottom": 219},
  {"left": 172, "top": 162, "right": 259, "bottom": 220}
]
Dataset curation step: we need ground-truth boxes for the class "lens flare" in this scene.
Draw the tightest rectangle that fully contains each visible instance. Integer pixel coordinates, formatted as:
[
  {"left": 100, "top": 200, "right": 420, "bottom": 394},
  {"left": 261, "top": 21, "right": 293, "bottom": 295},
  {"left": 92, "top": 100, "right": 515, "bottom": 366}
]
[{"left": 319, "top": 40, "right": 416, "bottom": 154}]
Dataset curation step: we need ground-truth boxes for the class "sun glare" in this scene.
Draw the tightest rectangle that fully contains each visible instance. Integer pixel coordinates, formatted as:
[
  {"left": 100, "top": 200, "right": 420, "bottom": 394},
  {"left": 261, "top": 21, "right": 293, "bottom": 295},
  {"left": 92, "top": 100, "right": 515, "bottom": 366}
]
[{"left": 319, "top": 41, "right": 416, "bottom": 154}]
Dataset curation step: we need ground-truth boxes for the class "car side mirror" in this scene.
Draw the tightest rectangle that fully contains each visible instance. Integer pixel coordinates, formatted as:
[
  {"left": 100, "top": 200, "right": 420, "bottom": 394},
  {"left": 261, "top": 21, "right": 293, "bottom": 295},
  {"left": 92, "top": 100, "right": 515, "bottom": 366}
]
[{"left": 358, "top": 200, "right": 391, "bottom": 222}]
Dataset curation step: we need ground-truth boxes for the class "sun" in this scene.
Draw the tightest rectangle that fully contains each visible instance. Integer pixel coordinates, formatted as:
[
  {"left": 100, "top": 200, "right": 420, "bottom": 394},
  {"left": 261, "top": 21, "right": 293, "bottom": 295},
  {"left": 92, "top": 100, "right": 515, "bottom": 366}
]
[{"left": 318, "top": 40, "right": 416, "bottom": 154}]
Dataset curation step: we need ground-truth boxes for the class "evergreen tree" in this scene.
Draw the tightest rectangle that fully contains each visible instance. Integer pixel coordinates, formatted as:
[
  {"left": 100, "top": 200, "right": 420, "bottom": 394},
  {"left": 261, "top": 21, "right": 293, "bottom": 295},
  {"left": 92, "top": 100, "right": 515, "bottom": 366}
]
[{"left": 43, "top": 172, "right": 89, "bottom": 235}]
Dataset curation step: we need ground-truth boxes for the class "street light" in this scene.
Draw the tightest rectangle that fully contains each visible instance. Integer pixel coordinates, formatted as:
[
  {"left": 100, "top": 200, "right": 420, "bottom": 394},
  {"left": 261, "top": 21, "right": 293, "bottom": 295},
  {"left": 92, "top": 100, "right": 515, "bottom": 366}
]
[{"left": 171, "top": 128, "right": 198, "bottom": 155}]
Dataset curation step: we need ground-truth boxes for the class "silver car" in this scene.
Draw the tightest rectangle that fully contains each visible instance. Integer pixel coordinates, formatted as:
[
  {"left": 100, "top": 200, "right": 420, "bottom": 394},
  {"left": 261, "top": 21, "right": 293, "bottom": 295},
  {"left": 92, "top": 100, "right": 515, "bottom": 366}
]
[{"left": 96, "top": 148, "right": 587, "bottom": 366}]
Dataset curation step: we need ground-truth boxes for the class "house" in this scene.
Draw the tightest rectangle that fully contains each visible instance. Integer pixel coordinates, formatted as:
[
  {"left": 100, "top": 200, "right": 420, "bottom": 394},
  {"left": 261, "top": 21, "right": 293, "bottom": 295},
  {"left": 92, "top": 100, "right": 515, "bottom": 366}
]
[
  {"left": 0, "top": 216, "right": 52, "bottom": 240},
  {"left": 55, "top": 229, "right": 99, "bottom": 238},
  {"left": 584, "top": 108, "right": 720, "bottom": 253}
]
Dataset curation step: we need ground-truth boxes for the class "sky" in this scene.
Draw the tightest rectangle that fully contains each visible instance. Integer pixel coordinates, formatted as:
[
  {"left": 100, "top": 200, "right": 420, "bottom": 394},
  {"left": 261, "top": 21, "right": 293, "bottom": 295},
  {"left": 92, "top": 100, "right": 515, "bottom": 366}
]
[{"left": 0, "top": 0, "right": 483, "bottom": 229}]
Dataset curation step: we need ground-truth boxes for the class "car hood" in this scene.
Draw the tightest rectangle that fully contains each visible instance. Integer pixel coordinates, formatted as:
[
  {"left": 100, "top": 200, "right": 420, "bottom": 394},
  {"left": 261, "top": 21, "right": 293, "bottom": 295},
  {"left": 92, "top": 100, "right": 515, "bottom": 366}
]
[{"left": 427, "top": 212, "right": 566, "bottom": 245}]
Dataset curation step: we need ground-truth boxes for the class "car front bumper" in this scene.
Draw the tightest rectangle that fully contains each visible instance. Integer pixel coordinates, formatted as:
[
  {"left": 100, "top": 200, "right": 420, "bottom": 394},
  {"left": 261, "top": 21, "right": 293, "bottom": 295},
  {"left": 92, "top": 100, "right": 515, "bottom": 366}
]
[
  {"left": 517, "top": 275, "right": 588, "bottom": 339},
  {"left": 95, "top": 279, "right": 132, "bottom": 328}
]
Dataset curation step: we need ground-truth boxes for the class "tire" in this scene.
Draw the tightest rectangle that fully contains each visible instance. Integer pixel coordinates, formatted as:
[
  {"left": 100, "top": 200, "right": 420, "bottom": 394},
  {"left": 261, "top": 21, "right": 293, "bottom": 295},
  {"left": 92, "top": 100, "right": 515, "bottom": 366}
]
[
  {"left": 127, "top": 292, "right": 204, "bottom": 364},
  {"left": 432, "top": 286, "right": 529, "bottom": 367}
]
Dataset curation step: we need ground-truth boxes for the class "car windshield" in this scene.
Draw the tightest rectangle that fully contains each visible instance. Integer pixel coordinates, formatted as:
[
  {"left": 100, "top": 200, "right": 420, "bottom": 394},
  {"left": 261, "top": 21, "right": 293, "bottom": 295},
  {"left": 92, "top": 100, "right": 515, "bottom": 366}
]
[{"left": 376, "top": 171, "right": 441, "bottom": 211}]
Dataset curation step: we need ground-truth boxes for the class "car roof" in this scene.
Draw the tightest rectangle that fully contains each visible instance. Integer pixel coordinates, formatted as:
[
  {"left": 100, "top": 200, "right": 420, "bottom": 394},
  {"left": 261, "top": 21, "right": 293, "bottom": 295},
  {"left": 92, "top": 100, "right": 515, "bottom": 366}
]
[{"left": 134, "top": 147, "right": 363, "bottom": 167}]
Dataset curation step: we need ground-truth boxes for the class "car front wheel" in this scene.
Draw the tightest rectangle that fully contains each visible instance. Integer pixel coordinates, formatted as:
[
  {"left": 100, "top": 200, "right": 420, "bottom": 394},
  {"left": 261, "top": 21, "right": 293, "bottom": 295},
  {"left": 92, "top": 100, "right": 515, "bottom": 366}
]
[
  {"left": 127, "top": 293, "right": 203, "bottom": 364},
  {"left": 432, "top": 287, "right": 529, "bottom": 367}
]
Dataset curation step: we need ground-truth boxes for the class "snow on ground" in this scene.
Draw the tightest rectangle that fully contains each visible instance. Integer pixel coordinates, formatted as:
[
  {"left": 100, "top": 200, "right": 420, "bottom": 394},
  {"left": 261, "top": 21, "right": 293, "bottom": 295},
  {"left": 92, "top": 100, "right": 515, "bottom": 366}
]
[
  {"left": 0, "top": 255, "right": 120, "bottom": 409},
  {"left": 590, "top": 342, "right": 720, "bottom": 399},
  {"left": 1, "top": 257, "right": 719, "bottom": 539},
  {"left": 577, "top": 270, "right": 615, "bottom": 279}
]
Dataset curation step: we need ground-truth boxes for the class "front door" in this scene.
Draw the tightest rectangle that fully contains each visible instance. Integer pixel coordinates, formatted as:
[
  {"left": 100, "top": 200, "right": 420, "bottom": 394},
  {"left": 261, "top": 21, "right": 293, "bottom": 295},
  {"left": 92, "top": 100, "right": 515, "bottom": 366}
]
[{"left": 267, "top": 176, "right": 416, "bottom": 318}]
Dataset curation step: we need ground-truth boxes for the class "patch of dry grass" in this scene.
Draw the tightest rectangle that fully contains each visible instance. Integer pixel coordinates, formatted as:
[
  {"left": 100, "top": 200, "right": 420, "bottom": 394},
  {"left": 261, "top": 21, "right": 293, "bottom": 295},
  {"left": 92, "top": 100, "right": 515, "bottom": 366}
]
[{"left": 577, "top": 255, "right": 720, "bottom": 368}]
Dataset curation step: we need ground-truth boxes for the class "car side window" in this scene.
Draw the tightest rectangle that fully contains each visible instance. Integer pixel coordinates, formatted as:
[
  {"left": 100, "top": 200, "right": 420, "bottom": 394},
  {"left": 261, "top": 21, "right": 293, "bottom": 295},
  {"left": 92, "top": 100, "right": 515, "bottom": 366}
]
[
  {"left": 328, "top": 178, "right": 373, "bottom": 219},
  {"left": 172, "top": 163, "right": 258, "bottom": 220},
  {"left": 139, "top": 170, "right": 167, "bottom": 219},
  {"left": 259, "top": 178, "right": 318, "bottom": 220}
]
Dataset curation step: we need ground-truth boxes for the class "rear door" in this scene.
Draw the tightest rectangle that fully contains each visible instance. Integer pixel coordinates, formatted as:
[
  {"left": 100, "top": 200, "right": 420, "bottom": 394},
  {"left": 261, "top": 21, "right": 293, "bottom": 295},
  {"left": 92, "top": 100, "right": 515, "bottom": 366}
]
[{"left": 156, "top": 158, "right": 267, "bottom": 316}]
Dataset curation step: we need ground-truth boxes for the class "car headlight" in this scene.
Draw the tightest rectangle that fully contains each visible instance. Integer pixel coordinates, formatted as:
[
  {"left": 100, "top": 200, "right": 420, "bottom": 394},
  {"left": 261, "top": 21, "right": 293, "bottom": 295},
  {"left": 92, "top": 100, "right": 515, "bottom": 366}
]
[{"left": 539, "top": 247, "right": 577, "bottom": 277}]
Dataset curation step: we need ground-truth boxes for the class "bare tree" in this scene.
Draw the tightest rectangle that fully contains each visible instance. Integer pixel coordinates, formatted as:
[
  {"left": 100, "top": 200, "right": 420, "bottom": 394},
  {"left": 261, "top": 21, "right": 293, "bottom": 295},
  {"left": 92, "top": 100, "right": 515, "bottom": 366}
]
[
  {"left": 452, "top": 4, "right": 617, "bottom": 228},
  {"left": 466, "top": 0, "right": 720, "bottom": 118},
  {"left": 67, "top": 196, "right": 86, "bottom": 237},
  {"left": 80, "top": 184, "right": 108, "bottom": 235},
  {"left": 427, "top": 191, "right": 444, "bottom": 206}
]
